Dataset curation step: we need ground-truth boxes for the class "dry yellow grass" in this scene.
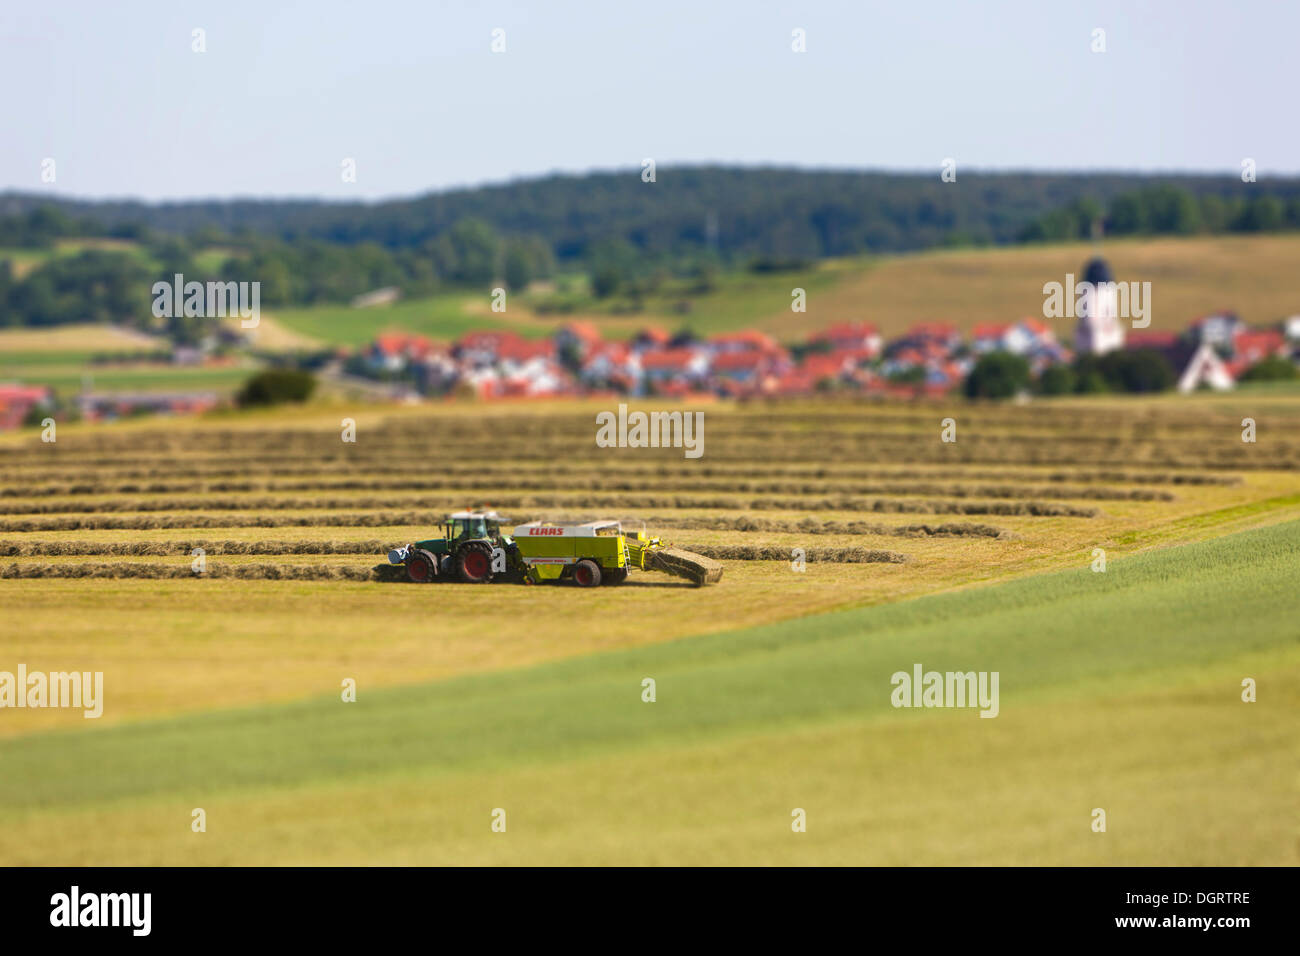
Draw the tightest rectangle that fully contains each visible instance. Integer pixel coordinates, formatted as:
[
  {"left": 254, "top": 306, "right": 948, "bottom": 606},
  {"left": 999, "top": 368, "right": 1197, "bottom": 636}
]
[
  {"left": 2, "top": 395, "right": 1299, "bottom": 736},
  {"left": 0, "top": 323, "right": 164, "bottom": 353},
  {"left": 751, "top": 233, "right": 1300, "bottom": 339}
]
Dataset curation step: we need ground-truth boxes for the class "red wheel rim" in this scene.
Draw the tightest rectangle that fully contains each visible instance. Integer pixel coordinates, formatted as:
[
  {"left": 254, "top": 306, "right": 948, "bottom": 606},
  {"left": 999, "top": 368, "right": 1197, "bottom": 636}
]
[
  {"left": 409, "top": 558, "right": 430, "bottom": 582},
  {"left": 464, "top": 551, "right": 489, "bottom": 579},
  {"left": 575, "top": 565, "right": 592, "bottom": 585}
]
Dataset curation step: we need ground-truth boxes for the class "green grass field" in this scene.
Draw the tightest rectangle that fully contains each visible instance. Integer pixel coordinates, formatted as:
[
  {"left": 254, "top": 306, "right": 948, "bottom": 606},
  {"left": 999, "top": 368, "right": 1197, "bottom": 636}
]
[
  {"left": 0, "top": 360, "right": 253, "bottom": 398},
  {"left": 0, "top": 508, "right": 1294, "bottom": 864},
  {"left": 270, "top": 294, "right": 508, "bottom": 347}
]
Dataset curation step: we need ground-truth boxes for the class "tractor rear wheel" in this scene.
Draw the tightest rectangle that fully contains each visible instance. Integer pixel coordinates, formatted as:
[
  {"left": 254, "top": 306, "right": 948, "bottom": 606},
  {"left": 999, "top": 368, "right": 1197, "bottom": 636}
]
[
  {"left": 572, "top": 559, "right": 603, "bottom": 588},
  {"left": 406, "top": 550, "right": 438, "bottom": 583},
  {"left": 458, "top": 542, "right": 495, "bottom": 583}
]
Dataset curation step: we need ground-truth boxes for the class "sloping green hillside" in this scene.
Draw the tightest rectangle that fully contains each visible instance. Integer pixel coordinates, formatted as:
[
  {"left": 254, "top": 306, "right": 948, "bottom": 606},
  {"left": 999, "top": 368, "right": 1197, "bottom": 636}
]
[{"left": 1, "top": 517, "right": 1293, "bottom": 865}]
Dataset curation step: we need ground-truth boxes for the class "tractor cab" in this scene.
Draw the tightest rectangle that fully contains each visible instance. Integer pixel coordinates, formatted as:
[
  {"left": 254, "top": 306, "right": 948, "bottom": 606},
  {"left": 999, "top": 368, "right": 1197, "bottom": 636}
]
[{"left": 446, "top": 511, "right": 503, "bottom": 545}]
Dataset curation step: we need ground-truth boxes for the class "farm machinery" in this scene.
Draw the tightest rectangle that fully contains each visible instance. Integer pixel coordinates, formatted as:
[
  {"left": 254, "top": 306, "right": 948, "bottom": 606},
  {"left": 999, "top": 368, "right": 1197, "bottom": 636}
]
[{"left": 385, "top": 511, "right": 723, "bottom": 587}]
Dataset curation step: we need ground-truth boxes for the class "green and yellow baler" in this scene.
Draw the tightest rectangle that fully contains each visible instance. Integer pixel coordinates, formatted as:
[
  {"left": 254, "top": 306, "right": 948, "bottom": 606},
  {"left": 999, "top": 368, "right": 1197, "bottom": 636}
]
[{"left": 387, "top": 513, "right": 722, "bottom": 587}]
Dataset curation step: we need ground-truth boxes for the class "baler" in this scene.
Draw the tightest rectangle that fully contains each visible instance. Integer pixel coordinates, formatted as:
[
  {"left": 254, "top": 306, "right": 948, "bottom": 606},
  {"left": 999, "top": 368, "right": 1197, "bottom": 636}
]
[{"left": 386, "top": 512, "right": 722, "bottom": 587}]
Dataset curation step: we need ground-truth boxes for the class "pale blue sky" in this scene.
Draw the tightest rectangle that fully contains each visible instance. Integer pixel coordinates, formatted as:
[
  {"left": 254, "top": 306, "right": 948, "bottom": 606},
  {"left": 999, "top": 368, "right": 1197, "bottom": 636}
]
[{"left": 3, "top": 0, "right": 1296, "bottom": 200}]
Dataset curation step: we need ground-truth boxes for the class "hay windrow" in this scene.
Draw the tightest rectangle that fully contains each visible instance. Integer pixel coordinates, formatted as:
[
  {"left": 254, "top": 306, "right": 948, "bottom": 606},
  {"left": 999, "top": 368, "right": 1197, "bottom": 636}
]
[
  {"left": 0, "top": 494, "right": 1099, "bottom": 518},
  {"left": 683, "top": 545, "right": 908, "bottom": 563},
  {"left": 0, "top": 540, "right": 387, "bottom": 557},
  {"left": 1, "top": 562, "right": 375, "bottom": 580}
]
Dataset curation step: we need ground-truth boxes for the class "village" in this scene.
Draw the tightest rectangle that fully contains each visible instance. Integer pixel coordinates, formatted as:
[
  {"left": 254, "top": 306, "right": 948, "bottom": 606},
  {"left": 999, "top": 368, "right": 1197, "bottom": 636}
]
[
  {"left": 2, "top": 257, "right": 1298, "bottom": 429},
  {"left": 339, "top": 256, "right": 1297, "bottom": 402}
]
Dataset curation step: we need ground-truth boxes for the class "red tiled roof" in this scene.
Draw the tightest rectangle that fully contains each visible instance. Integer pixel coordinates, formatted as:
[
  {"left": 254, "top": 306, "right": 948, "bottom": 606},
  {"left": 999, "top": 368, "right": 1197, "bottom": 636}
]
[
  {"left": 0, "top": 385, "right": 51, "bottom": 402},
  {"left": 1234, "top": 330, "right": 1286, "bottom": 356},
  {"left": 640, "top": 348, "right": 697, "bottom": 371},
  {"left": 557, "top": 321, "right": 603, "bottom": 345},
  {"left": 710, "top": 330, "right": 781, "bottom": 351},
  {"left": 1127, "top": 331, "right": 1180, "bottom": 349},
  {"left": 713, "top": 351, "right": 771, "bottom": 372},
  {"left": 498, "top": 338, "right": 556, "bottom": 362},
  {"left": 801, "top": 355, "right": 848, "bottom": 378},
  {"left": 457, "top": 330, "right": 525, "bottom": 350},
  {"left": 810, "top": 321, "right": 880, "bottom": 341}
]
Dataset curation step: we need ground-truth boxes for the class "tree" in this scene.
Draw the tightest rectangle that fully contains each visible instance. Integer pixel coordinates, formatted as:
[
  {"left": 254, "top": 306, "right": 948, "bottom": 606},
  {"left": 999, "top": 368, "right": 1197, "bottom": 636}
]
[
  {"left": 503, "top": 242, "right": 533, "bottom": 291},
  {"left": 1238, "top": 356, "right": 1298, "bottom": 382},
  {"left": 1075, "top": 349, "right": 1173, "bottom": 393},
  {"left": 1037, "top": 364, "right": 1076, "bottom": 395},
  {"left": 446, "top": 219, "right": 500, "bottom": 285},
  {"left": 1104, "top": 349, "right": 1174, "bottom": 392},
  {"left": 235, "top": 369, "right": 317, "bottom": 407},
  {"left": 587, "top": 239, "right": 639, "bottom": 299},
  {"left": 1234, "top": 196, "right": 1285, "bottom": 232},
  {"left": 965, "top": 352, "right": 1030, "bottom": 399}
]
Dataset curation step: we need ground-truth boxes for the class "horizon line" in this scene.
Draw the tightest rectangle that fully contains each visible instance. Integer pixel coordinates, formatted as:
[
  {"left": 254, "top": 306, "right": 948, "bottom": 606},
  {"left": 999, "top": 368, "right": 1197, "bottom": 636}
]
[{"left": 3, "top": 162, "right": 1295, "bottom": 209}]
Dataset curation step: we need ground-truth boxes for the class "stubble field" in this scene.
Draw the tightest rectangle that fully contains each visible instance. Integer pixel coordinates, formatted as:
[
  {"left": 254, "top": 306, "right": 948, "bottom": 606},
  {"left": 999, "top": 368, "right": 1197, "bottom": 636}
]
[{"left": 0, "top": 394, "right": 1296, "bottom": 864}]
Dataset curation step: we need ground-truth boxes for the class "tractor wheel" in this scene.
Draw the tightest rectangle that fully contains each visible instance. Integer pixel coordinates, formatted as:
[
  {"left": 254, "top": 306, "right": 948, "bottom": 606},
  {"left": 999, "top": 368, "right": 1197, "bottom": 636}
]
[
  {"left": 406, "top": 550, "right": 438, "bottom": 583},
  {"left": 458, "top": 542, "right": 495, "bottom": 583},
  {"left": 572, "top": 559, "right": 603, "bottom": 588},
  {"left": 603, "top": 567, "right": 628, "bottom": 585}
]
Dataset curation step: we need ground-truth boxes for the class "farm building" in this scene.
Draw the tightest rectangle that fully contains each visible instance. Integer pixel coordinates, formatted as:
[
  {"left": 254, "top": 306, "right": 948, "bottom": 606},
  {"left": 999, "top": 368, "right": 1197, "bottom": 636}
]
[{"left": 0, "top": 384, "right": 53, "bottom": 430}]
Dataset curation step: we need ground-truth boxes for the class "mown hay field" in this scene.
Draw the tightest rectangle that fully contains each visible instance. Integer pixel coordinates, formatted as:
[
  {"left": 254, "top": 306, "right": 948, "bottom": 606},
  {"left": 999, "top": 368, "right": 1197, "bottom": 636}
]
[{"left": 1, "top": 394, "right": 1297, "bottom": 864}]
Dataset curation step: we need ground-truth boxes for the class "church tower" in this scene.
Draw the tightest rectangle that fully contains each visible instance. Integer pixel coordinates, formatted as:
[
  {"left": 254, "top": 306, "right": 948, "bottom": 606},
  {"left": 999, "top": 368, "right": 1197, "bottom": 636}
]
[{"left": 1074, "top": 256, "right": 1124, "bottom": 355}]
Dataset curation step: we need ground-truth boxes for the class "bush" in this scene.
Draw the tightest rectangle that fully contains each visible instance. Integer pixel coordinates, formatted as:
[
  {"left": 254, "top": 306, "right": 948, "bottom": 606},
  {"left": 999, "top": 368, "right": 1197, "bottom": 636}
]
[
  {"left": 1073, "top": 350, "right": 1174, "bottom": 393},
  {"left": 1105, "top": 349, "right": 1175, "bottom": 393},
  {"left": 965, "top": 352, "right": 1030, "bottom": 399},
  {"left": 1238, "top": 356, "right": 1298, "bottom": 382},
  {"left": 1037, "top": 364, "right": 1076, "bottom": 395},
  {"left": 236, "top": 369, "right": 317, "bottom": 407}
]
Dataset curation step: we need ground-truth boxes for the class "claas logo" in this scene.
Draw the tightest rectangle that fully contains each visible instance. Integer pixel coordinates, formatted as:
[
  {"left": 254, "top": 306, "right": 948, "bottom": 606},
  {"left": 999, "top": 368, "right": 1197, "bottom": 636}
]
[{"left": 529, "top": 528, "right": 564, "bottom": 535}]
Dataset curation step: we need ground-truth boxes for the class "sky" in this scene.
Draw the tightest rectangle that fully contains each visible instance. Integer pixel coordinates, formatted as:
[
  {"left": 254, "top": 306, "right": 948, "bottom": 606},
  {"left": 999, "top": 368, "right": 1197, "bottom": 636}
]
[{"left": 2, "top": 0, "right": 1297, "bottom": 201}]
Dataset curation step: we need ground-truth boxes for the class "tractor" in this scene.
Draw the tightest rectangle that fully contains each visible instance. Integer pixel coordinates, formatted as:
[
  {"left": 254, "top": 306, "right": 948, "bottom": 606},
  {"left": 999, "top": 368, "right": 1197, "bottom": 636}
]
[
  {"left": 386, "top": 510, "right": 517, "bottom": 584},
  {"left": 386, "top": 512, "right": 724, "bottom": 587}
]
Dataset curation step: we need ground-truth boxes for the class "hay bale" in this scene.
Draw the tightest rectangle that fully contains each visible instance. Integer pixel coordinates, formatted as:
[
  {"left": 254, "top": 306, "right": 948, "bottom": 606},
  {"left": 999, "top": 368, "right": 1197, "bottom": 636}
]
[{"left": 645, "top": 547, "right": 723, "bottom": 586}]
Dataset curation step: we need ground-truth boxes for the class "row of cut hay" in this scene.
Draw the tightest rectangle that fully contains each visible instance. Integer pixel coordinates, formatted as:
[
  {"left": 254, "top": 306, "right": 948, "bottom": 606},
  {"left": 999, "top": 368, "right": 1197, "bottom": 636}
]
[
  {"left": 11, "top": 426, "right": 1285, "bottom": 453},
  {"left": 9, "top": 440, "right": 1295, "bottom": 471},
  {"left": 0, "top": 512, "right": 450, "bottom": 533},
  {"left": 0, "top": 512, "right": 1013, "bottom": 538},
  {"left": 522, "top": 514, "right": 1008, "bottom": 538},
  {"left": 0, "top": 562, "right": 374, "bottom": 580},
  {"left": 684, "top": 545, "right": 907, "bottom": 563},
  {"left": 0, "top": 493, "right": 1100, "bottom": 518},
  {"left": 0, "top": 476, "right": 1176, "bottom": 502},
  {"left": 662, "top": 516, "right": 1007, "bottom": 537},
  {"left": 0, "top": 539, "right": 388, "bottom": 557},
  {"left": 0, "top": 460, "right": 1244, "bottom": 487},
  {"left": 4, "top": 410, "right": 1284, "bottom": 449},
  {"left": 0, "top": 403, "right": 1276, "bottom": 453},
  {"left": 0, "top": 403, "right": 1240, "bottom": 443}
]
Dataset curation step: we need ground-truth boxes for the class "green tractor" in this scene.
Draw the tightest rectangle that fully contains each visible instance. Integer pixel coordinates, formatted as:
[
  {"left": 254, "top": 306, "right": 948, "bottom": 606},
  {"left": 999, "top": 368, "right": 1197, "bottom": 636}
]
[{"left": 387, "top": 510, "right": 517, "bottom": 584}]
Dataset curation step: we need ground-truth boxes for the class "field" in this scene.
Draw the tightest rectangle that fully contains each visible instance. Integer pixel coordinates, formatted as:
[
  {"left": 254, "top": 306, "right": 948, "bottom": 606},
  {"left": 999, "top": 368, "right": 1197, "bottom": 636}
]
[
  {"left": 264, "top": 233, "right": 1300, "bottom": 348},
  {"left": 0, "top": 393, "right": 1297, "bottom": 864},
  {"left": 0, "top": 324, "right": 258, "bottom": 399}
]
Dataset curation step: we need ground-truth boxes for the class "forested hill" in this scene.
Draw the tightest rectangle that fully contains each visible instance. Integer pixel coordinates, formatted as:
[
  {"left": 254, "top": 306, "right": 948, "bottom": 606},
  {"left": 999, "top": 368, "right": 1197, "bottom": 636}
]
[{"left": 3, "top": 167, "right": 1297, "bottom": 261}]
